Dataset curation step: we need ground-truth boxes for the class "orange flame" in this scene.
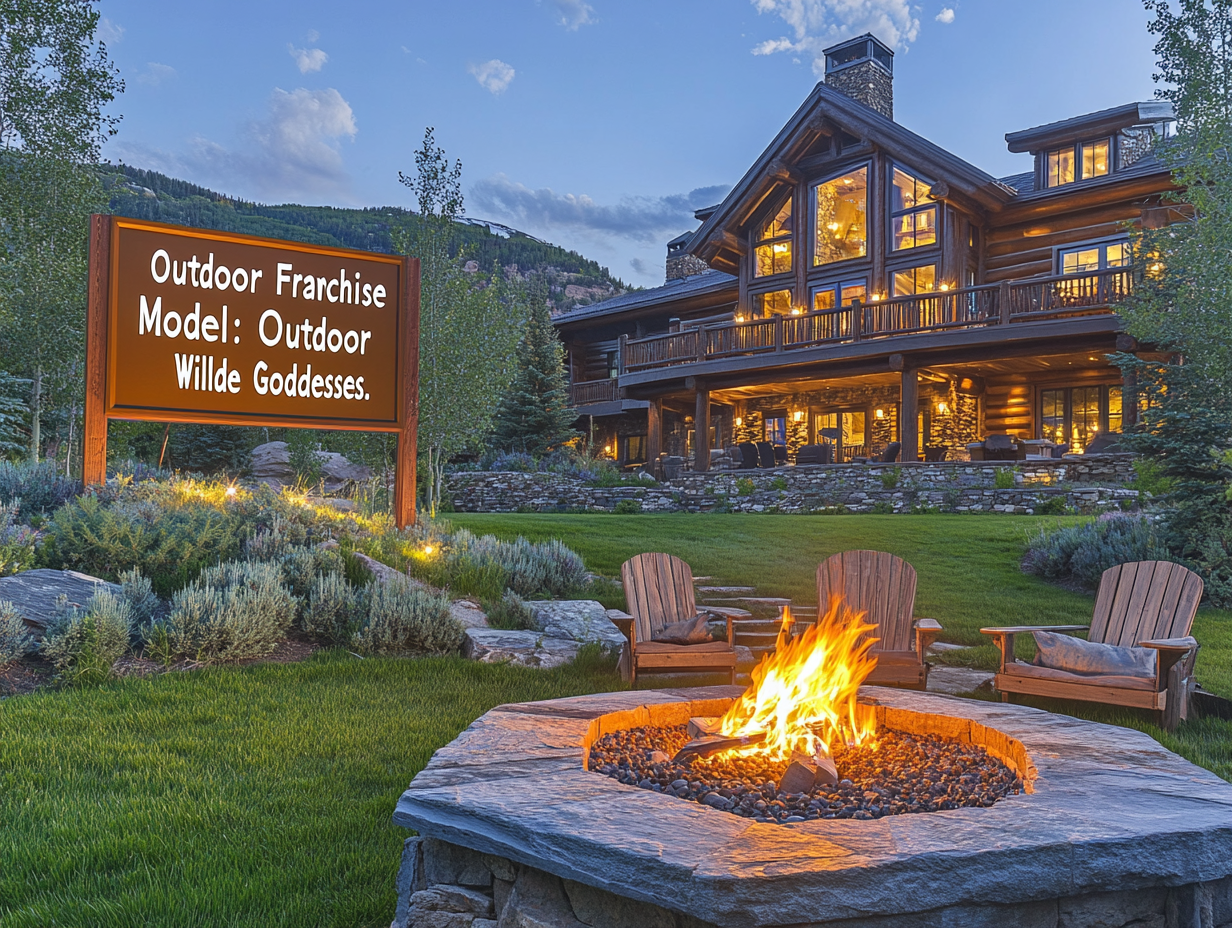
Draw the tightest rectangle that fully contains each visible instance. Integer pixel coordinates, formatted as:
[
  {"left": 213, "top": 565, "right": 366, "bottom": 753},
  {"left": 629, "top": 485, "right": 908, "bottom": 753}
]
[{"left": 718, "top": 600, "right": 879, "bottom": 760}]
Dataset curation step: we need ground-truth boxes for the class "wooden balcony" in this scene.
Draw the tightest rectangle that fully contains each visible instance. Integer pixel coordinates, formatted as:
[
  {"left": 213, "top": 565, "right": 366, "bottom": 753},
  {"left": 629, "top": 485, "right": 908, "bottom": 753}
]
[
  {"left": 619, "top": 268, "right": 1132, "bottom": 376},
  {"left": 569, "top": 378, "right": 620, "bottom": 407}
]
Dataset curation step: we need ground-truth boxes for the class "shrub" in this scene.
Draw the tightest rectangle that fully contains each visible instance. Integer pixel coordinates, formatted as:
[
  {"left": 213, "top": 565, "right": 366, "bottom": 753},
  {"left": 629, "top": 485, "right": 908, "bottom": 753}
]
[
  {"left": 487, "top": 451, "right": 538, "bottom": 473},
  {"left": 39, "top": 494, "right": 244, "bottom": 596},
  {"left": 770, "top": 476, "right": 788, "bottom": 491},
  {"left": 0, "top": 600, "right": 33, "bottom": 666},
  {"left": 41, "top": 591, "right": 132, "bottom": 685},
  {"left": 0, "top": 460, "right": 78, "bottom": 519},
  {"left": 871, "top": 500, "right": 895, "bottom": 514},
  {"left": 485, "top": 590, "right": 536, "bottom": 630},
  {"left": 1034, "top": 496, "right": 1069, "bottom": 516},
  {"left": 352, "top": 579, "right": 461, "bottom": 656},
  {"left": 736, "top": 477, "right": 755, "bottom": 496},
  {"left": 454, "top": 531, "right": 587, "bottom": 599},
  {"left": 153, "top": 560, "right": 296, "bottom": 664},
  {"left": 278, "top": 544, "right": 347, "bottom": 607},
  {"left": 1132, "top": 458, "right": 1176, "bottom": 498},
  {"left": 994, "top": 468, "right": 1017, "bottom": 490},
  {"left": 613, "top": 499, "right": 642, "bottom": 515},
  {"left": 0, "top": 503, "right": 36, "bottom": 577},
  {"left": 879, "top": 467, "right": 901, "bottom": 489},
  {"left": 119, "top": 568, "right": 161, "bottom": 645},
  {"left": 302, "top": 573, "right": 367, "bottom": 646},
  {"left": 1022, "top": 513, "right": 1166, "bottom": 589}
]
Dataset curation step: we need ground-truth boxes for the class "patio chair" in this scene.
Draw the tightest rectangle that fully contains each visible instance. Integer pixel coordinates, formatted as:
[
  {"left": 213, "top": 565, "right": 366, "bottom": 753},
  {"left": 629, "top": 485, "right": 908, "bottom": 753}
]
[
  {"left": 981, "top": 560, "right": 1203, "bottom": 730},
  {"left": 619, "top": 553, "right": 738, "bottom": 686},
  {"left": 877, "top": 441, "right": 901, "bottom": 463},
  {"left": 981, "top": 434, "right": 1020, "bottom": 461},
  {"left": 773, "top": 443, "right": 788, "bottom": 465},
  {"left": 738, "top": 442, "right": 759, "bottom": 469},
  {"left": 815, "top": 550, "right": 942, "bottom": 690},
  {"left": 795, "top": 443, "right": 833, "bottom": 465},
  {"left": 756, "top": 441, "right": 777, "bottom": 468}
]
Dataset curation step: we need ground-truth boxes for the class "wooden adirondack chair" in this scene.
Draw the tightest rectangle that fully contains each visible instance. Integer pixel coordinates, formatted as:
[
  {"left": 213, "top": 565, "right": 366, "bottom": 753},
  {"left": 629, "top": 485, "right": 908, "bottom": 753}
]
[
  {"left": 620, "top": 553, "right": 738, "bottom": 686},
  {"left": 816, "top": 550, "right": 942, "bottom": 690},
  {"left": 981, "top": 560, "right": 1203, "bottom": 730}
]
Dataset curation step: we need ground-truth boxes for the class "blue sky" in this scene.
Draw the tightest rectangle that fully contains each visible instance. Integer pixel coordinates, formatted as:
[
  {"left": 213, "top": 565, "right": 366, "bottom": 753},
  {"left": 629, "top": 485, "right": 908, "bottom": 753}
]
[{"left": 100, "top": 0, "right": 1161, "bottom": 287}]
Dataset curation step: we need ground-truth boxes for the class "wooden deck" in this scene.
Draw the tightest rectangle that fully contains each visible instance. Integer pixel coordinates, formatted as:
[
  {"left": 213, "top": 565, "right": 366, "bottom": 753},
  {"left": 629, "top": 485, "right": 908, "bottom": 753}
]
[{"left": 618, "top": 268, "right": 1131, "bottom": 376}]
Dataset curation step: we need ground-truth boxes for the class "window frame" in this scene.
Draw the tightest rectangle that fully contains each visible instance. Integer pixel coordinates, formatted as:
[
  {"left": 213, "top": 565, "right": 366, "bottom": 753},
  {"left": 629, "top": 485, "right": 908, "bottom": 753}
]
[
  {"left": 810, "top": 161, "right": 872, "bottom": 270},
  {"left": 888, "top": 163, "right": 939, "bottom": 254},
  {"left": 810, "top": 277, "right": 868, "bottom": 312},
  {"left": 888, "top": 263, "right": 938, "bottom": 298},
  {"left": 1053, "top": 235, "right": 1132, "bottom": 276},
  {"left": 1042, "top": 136, "right": 1115, "bottom": 189},
  {"left": 751, "top": 194, "right": 795, "bottom": 280},
  {"left": 749, "top": 287, "right": 795, "bottom": 318},
  {"left": 1036, "top": 382, "right": 1123, "bottom": 449}
]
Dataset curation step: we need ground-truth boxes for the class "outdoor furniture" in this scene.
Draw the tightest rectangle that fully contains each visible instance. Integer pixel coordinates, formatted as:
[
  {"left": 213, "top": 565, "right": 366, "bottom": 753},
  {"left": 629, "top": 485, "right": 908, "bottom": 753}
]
[
  {"left": 773, "top": 443, "right": 788, "bottom": 465},
  {"left": 876, "top": 441, "right": 901, "bottom": 463},
  {"left": 619, "top": 553, "right": 738, "bottom": 686},
  {"left": 1083, "top": 432, "right": 1123, "bottom": 454},
  {"left": 756, "top": 441, "right": 777, "bottom": 468},
  {"left": 795, "top": 443, "right": 834, "bottom": 465},
  {"left": 980, "top": 434, "right": 1021, "bottom": 461},
  {"left": 923, "top": 445, "right": 947, "bottom": 462},
  {"left": 981, "top": 560, "right": 1203, "bottom": 730},
  {"left": 737, "top": 442, "right": 759, "bottom": 469},
  {"left": 815, "top": 550, "right": 942, "bottom": 690}
]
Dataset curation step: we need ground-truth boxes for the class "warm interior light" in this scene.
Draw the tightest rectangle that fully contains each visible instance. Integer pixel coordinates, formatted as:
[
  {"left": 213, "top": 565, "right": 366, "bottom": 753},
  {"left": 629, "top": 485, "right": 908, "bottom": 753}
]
[
  {"left": 875, "top": 408, "right": 885, "bottom": 419},
  {"left": 826, "top": 222, "right": 841, "bottom": 232},
  {"left": 793, "top": 411, "right": 804, "bottom": 422},
  {"left": 604, "top": 444, "right": 612, "bottom": 454},
  {"left": 938, "top": 283, "right": 950, "bottom": 292},
  {"left": 773, "top": 243, "right": 789, "bottom": 253},
  {"left": 871, "top": 293, "right": 882, "bottom": 301},
  {"left": 1023, "top": 227, "right": 1051, "bottom": 237},
  {"left": 936, "top": 401, "right": 950, "bottom": 415},
  {"left": 790, "top": 307, "right": 801, "bottom": 315},
  {"left": 735, "top": 314, "right": 745, "bottom": 322}
]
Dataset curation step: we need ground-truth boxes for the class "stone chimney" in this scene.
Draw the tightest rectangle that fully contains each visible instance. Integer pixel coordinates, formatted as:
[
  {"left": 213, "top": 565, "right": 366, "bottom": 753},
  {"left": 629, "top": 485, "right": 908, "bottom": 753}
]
[
  {"left": 666, "top": 232, "right": 709, "bottom": 282},
  {"left": 823, "top": 34, "right": 894, "bottom": 120}
]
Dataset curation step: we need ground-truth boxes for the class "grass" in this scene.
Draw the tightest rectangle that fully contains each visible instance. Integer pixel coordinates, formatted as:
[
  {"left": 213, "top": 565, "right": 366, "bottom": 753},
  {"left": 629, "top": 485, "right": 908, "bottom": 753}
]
[{"left": 0, "top": 649, "right": 622, "bottom": 928}]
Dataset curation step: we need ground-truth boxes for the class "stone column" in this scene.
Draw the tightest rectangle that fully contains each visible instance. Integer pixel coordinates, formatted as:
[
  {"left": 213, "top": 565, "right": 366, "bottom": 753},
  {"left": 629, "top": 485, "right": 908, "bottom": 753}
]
[
  {"left": 694, "top": 384, "right": 710, "bottom": 472},
  {"left": 900, "top": 367, "right": 919, "bottom": 463},
  {"left": 647, "top": 399, "right": 663, "bottom": 479}
]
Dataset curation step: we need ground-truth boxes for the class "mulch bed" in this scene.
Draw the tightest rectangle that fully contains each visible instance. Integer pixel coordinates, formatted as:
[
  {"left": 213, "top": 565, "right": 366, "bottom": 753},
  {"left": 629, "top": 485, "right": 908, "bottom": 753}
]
[{"left": 588, "top": 724, "right": 1022, "bottom": 823}]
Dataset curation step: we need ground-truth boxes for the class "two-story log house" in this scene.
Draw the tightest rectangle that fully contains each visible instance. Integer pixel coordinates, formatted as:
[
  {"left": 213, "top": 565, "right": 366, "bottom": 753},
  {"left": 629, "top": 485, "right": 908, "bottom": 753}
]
[{"left": 555, "top": 34, "right": 1176, "bottom": 471}]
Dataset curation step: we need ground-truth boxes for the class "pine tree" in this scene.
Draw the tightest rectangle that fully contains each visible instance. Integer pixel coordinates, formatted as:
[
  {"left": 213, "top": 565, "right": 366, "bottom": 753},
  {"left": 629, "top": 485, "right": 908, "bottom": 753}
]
[{"left": 490, "top": 290, "right": 578, "bottom": 457}]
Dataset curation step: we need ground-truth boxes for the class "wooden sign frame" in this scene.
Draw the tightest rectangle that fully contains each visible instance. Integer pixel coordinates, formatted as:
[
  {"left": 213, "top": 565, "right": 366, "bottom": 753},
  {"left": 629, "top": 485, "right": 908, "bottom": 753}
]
[{"left": 83, "top": 214, "right": 421, "bottom": 527}]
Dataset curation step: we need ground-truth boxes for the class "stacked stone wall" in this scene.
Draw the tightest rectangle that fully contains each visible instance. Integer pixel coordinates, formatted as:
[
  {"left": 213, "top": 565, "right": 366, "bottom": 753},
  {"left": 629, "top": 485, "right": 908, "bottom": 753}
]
[{"left": 446, "top": 455, "right": 1140, "bottom": 516}]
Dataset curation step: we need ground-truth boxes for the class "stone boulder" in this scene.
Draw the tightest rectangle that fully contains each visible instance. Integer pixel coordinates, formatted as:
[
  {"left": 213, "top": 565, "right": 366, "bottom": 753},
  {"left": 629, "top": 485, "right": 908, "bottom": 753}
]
[
  {"left": 526, "top": 600, "right": 626, "bottom": 653},
  {"left": 0, "top": 569, "right": 121, "bottom": 637},
  {"left": 463, "top": 628, "right": 580, "bottom": 669},
  {"left": 248, "top": 441, "right": 372, "bottom": 493}
]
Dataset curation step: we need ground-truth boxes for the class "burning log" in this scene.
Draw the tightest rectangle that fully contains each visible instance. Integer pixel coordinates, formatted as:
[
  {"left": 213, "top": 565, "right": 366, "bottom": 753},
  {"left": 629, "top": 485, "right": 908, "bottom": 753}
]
[
  {"left": 687, "top": 717, "right": 722, "bottom": 739},
  {"left": 780, "top": 749, "right": 839, "bottom": 793},
  {"left": 671, "top": 731, "right": 767, "bottom": 763}
]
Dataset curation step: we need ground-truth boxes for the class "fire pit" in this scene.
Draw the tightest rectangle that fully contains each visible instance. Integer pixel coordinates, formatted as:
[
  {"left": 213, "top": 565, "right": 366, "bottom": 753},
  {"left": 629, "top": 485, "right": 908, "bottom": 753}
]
[{"left": 392, "top": 685, "right": 1232, "bottom": 928}]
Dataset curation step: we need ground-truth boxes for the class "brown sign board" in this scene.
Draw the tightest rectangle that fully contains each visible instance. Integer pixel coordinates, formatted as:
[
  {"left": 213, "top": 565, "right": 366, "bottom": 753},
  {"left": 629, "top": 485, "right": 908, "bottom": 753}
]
[{"left": 83, "top": 215, "right": 421, "bottom": 526}]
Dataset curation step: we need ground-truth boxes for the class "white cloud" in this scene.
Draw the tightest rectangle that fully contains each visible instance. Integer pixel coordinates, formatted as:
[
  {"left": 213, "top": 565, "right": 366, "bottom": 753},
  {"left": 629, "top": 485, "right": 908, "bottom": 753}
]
[
  {"left": 749, "top": 0, "right": 920, "bottom": 75},
  {"left": 935, "top": 7, "right": 955, "bottom": 23},
  {"left": 307, "top": 29, "right": 320, "bottom": 42},
  {"left": 114, "top": 87, "right": 358, "bottom": 202},
  {"left": 470, "top": 175, "right": 730, "bottom": 243},
  {"left": 136, "top": 62, "right": 177, "bottom": 87},
  {"left": 289, "top": 45, "right": 328, "bottom": 74},
  {"left": 97, "top": 17, "right": 124, "bottom": 44},
  {"left": 546, "top": 0, "right": 595, "bottom": 30},
  {"left": 468, "top": 59, "right": 515, "bottom": 94}
]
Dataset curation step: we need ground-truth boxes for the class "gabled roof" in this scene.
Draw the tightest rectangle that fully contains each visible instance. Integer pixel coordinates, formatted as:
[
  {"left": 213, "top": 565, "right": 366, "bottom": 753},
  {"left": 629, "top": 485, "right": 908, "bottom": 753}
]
[
  {"left": 553, "top": 269, "right": 737, "bottom": 329},
  {"left": 1005, "top": 101, "right": 1174, "bottom": 154},
  {"left": 690, "top": 82, "right": 1017, "bottom": 270}
]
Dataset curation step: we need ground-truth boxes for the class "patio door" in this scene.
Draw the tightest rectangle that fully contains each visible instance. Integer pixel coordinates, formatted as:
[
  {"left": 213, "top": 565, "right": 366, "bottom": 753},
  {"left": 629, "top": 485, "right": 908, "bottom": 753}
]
[{"left": 814, "top": 409, "right": 867, "bottom": 462}]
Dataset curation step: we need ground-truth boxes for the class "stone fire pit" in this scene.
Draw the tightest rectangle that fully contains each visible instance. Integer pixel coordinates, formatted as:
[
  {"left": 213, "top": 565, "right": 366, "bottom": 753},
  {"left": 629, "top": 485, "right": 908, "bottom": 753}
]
[{"left": 392, "top": 686, "right": 1232, "bottom": 928}]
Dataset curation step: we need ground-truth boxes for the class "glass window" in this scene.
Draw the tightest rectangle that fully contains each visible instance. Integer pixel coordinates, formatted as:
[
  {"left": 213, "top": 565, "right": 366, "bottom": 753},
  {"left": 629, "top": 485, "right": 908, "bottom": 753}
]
[
  {"left": 1082, "top": 139, "right": 1110, "bottom": 178},
  {"left": 814, "top": 167, "right": 868, "bottom": 266},
  {"left": 1047, "top": 148, "right": 1075, "bottom": 187},
  {"left": 812, "top": 279, "right": 867, "bottom": 311},
  {"left": 814, "top": 410, "right": 866, "bottom": 462},
  {"left": 890, "top": 166, "right": 937, "bottom": 251},
  {"left": 1108, "top": 386, "right": 1123, "bottom": 434},
  {"left": 754, "top": 197, "right": 793, "bottom": 277},
  {"left": 625, "top": 435, "right": 646, "bottom": 463},
  {"left": 605, "top": 350, "right": 618, "bottom": 379},
  {"left": 1039, "top": 385, "right": 1122, "bottom": 452},
  {"left": 764, "top": 415, "right": 786, "bottom": 445},
  {"left": 891, "top": 264, "right": 936, "bottom": 297},
  {"left": 1060, "top": 240, "right": 1131, "bottom": 274},
  {"left": 753, "top": 289, "right": 793, "bottom": 317}
]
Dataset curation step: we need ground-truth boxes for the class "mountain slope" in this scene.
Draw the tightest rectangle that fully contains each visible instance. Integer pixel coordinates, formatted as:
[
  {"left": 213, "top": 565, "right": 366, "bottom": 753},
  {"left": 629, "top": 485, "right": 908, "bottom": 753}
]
[{"left": 101, "top": 165, "right": 634, "bottom": 313}]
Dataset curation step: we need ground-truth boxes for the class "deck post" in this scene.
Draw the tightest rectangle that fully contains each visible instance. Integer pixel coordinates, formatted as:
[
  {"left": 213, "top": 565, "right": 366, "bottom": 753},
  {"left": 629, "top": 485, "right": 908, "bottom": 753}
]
[
  {"left": 694, "top": 382, "right": 710, "bottom": 472},
  {"left": 999, "top": 281, "right": 1012, "bottom": 325},
  {"left": 647, "top": 399, "right": 663, "bottom": 478},
  {"left": 900, "top": 366, "right": 919, "bottom": 463}
]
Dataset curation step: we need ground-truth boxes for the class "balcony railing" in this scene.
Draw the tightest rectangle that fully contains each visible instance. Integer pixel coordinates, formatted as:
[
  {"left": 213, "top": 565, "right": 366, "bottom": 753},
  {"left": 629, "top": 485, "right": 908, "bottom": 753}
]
[
  {"left": 569, "top": 378, "right": 619, "bottom": 406},
  {"left": 620, "top": 268, "right": 1132, "bottom": 374}
]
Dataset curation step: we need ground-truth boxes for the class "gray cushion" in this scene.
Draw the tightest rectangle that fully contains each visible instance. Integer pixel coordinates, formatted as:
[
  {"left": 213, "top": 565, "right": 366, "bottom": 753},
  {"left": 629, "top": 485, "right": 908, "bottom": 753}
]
[
  {"left": 1032, "top": 630, "right": 1157, "bottom": 679},
  {"left": 652, "top": 613, "right": 714, "bottom": 645}
]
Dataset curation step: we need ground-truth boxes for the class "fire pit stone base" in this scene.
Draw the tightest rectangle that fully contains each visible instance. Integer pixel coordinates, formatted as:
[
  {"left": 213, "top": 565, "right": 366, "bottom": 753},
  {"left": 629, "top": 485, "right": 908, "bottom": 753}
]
[{"left": 392, "top": 687, "right": 1232, "bottom": 928}]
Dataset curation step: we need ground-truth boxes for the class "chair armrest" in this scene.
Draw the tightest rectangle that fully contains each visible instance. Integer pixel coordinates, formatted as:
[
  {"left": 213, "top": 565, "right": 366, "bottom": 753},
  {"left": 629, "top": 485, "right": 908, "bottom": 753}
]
[
  {"left": 980, "top": 625, "right": 1089, "bottom": 635},
  {"left": 1138, "top": 637, "right": 1198, "bottom": 652},
  {"left": 915, "top": 618, "right": 942, "bottom": 631},
  {"left": 914, "top": 618, "right": 942, "bottom": 657}
]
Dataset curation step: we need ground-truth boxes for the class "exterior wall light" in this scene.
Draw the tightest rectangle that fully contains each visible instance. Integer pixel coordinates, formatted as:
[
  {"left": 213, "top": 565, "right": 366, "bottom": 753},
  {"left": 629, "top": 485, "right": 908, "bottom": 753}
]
[
  {"left": 875, "top": 408, "right": 885, "bottom": 419},
  {"left": 793, "top": 411, "right": 804, "bottom": 422},
  {"left": 735, "top": 417, "right": 743, "bottom": 426}
]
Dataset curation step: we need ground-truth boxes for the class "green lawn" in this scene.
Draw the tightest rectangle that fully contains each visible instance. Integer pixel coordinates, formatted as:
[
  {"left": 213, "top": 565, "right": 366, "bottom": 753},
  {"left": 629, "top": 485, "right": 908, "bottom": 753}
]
[{"left": 1, "top": 512, "right": 1229, "bottom": 927}]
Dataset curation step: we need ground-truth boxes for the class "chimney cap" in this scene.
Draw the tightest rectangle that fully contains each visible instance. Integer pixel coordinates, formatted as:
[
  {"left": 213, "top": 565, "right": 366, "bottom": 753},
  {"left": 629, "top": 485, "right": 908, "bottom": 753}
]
[{"left": 822, "top": 33, "right": 893, "bottom": 76}]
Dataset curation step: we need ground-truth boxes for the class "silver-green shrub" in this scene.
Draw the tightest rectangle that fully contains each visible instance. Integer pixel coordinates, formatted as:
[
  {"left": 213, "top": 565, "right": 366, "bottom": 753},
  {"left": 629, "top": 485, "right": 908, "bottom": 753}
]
[
  {"left": 41, "top": 590, "right": 133, "bottom": 685},
  {"left": 1022, "top": 513, "right": 1167, "bottom": 589},
  {"left": 155, "top": 560, "right": 295, "bottom": 663},
  {"left": 352, "top": 579, "right": 461, "bottom": 656},
  {"left": 484, "top": 590, "right": 536, "bottom": 631},
  {"left": 303, "top": 572, "right": 367, "bottom": 647},
  {"left": 453, "top": 531, "right": 586, "bottom": 599},
  {"left": 0, "top": 600, "right": 33, "bottom": 666}
]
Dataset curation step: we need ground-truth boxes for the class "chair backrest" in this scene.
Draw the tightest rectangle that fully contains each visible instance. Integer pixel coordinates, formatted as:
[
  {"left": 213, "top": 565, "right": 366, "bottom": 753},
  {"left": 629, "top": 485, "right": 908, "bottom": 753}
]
[
  {"left": 1090, "top": 560, "right": 1204, "bottom": 647},
  {"left": 773, "top": 444, "right": 788, "bottom": 464},
  {"left": 984, "top": 434, "right": 1015, "bottom": 452},
  {"left": 796, "top": 444, "right": 830, "bottom": 465},
  {"left": 816, "top": 550, "right": 918, "bottom": 651},
  {"left": 739, "top": 442, "right": 759, "bottom": 469},
  {"left": 621, "top": 552, "right": 698, "bottom": 644},
  {"left": 756, "top": 442, "right": 776, "bottom": 468},
  {"left": 878, "top": 442, "right": 901, "bottom": 463}
]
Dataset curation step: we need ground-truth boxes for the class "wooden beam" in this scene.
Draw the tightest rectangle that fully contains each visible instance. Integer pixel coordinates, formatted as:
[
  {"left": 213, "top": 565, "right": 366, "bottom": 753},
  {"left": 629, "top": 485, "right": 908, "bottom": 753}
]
[
  {"left": 901, "top": 367, "right": 919, "bottom": 463},
  {"left": 694, "top": 382, "right": 710, "bottom": 472},
  {"left": 83, "top": 214, "right": 111, "bottom": 487},
  {"left": 719, "top": 230, "right": 748, "bottom": 256},
  {"left": 394, "top": 256, "right": 421, "bottom": 529},
  {"left": 767, "top": 158, "right": 802, "bottom": 185},
  {"left": 647, "top": 399, "right": 663, "bottom": 475}
]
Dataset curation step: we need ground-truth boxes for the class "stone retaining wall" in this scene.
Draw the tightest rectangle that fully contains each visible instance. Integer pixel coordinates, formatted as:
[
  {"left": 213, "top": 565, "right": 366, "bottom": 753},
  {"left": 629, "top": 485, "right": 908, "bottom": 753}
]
[{"left": 446, "top": 455, "right": 1140, "bottom": 516}]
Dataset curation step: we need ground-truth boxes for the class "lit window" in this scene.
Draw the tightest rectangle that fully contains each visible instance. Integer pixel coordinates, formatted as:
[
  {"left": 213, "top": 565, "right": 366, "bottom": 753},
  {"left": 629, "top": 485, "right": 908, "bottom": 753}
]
[
  {"left": 753, "top": 289, "right": 793, "bottom": 316},
  {"left": 1059, "top": 240, "right": 1131, "bottom": 274},
  {"left": 1047, "top": 138, "right": 1112, "bottom": 188},
  {"left": 812, "top": 279, "right": 867, "bottom": 310},
  {"left": 891, "top": 265, "right": 936, "bottom": 297},
  {"left": 1040, "top": 385, "right": 1122, "bottom": 452},
  {"left": 754, "top": 198, "right": 793, "bottom": 277},
  {"left": 890, "top": 167, "right": 937, "bottom": 251},
  {"left": 1082, "top": 139, "right": 1110, "bottom": 179},
  {"left": 814, "top": 167, "right": 867, "bottom": 266},
  {"left": 1047, "top": 148, "right": 1075, "bottom": 187}
]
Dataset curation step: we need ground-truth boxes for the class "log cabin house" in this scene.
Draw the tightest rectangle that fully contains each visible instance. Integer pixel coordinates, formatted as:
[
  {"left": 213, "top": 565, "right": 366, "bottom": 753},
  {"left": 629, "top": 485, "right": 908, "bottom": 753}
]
[{"left": 555, "top": 33, "right": 1177, "bottom": 472}]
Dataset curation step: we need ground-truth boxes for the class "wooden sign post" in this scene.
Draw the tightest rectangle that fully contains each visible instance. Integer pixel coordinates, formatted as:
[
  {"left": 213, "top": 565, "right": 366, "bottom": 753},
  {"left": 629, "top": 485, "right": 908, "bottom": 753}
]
[{"left": 84, "top": 215, "right": 420, "bottom": 527}]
